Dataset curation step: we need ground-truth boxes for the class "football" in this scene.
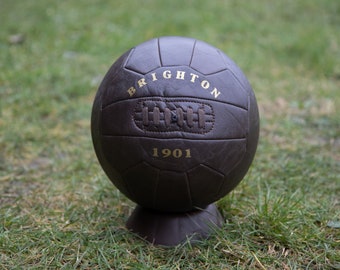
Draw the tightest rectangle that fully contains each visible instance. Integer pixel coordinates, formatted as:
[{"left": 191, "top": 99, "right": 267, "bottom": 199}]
[{"left": 91, "top": 36, "right": 259, "bottom": 212}]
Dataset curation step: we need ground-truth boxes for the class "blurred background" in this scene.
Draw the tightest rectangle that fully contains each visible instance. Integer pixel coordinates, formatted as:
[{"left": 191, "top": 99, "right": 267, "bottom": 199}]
[{"left": 0, "top": 0, "right": 339, "bottom": 268}]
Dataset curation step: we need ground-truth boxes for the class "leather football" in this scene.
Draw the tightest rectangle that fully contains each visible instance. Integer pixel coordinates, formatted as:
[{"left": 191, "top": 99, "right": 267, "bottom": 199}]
[{"left": 91, "top": 36, "right": 259, "bottom": 212}]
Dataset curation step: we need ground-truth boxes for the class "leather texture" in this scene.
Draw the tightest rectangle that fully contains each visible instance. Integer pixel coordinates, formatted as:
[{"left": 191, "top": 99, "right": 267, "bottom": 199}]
[{"left": 91, "top": 36, "right": 259, "bottom": 212}]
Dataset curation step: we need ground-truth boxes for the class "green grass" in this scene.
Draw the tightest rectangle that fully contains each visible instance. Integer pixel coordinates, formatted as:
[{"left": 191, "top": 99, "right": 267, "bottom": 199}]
[{"left": 1, "top": 0, "right": 339, "bottom": 269}]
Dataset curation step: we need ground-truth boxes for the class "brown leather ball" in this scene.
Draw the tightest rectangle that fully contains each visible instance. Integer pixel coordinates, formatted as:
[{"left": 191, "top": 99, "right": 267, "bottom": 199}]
[{"left": 91, "top": 36, "right": 259, "bottom": 212}]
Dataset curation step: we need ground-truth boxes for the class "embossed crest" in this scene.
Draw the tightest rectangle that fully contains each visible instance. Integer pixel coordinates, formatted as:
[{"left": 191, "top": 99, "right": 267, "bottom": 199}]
[{"left": 133, "top": 98, "right": 214, "bottom": 134}]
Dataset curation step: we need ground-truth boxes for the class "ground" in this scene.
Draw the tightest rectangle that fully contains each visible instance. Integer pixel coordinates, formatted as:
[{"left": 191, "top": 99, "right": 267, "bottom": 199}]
[{"left": 0, "top": 0, "right": 339, "bottom": 269}]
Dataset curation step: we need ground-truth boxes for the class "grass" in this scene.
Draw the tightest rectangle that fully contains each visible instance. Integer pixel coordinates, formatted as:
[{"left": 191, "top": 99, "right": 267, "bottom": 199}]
[{"left": 0, "top": 0, "right": 339, "bottom": 269}]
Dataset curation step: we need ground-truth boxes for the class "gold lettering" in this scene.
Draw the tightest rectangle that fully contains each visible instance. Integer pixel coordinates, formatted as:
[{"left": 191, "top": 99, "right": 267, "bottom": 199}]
[
  {"left": 152, "top": 148, "right": 191, "bottom": 158},
  {"left": 137, "top": 78, "right": 147, "bottom": 88},
  {"left": 127, "top": 86, "right": 136, "bottom": 97},
  {"left": 151, "top": 72, "right": 157, "bottom": 81},
  {"left": 172, "top": 149, "right": 182, "bottom": 158},
  {"left": 201, "top": 80, "right": 210, "bottom": 89},
  {"left": 127, "top": 70, "right": 221, "bottom": 100},
  {"left": 163, "top": 70, "right": 172, "bottom": 79},
  {"left": 176, "top": 70, "right": 186, "bottom": 80},
  {"left": 190, "top": 73, "right": 199, "bottom": 83},
  {"left": 211, "top": 87, "right": 221, "bottom": 98}
]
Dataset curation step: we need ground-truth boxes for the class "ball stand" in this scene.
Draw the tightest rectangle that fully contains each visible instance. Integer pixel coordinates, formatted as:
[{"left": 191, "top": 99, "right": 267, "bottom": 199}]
[{"left": 126, "top": 204, "right": 224, "bottom": 246}]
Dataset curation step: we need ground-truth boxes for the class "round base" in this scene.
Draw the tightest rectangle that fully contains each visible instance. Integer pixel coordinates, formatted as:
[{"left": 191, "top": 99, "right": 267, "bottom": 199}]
[{"left": 126, "top": 204, "right": 223, "bottom": 246}]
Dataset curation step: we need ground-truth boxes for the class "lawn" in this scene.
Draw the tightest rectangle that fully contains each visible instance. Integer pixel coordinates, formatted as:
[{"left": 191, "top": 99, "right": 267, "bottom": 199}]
[{"left": 0, "top": 0, "right": 339, "bottom": 269}]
